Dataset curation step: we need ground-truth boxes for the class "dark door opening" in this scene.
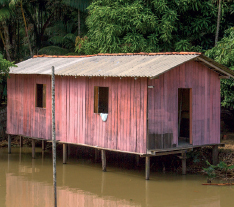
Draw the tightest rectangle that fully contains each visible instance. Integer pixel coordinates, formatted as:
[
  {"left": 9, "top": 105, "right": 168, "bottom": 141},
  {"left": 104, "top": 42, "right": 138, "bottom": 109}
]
[{"left": 178, "top": 88, "right": 192, "bottom": 146}]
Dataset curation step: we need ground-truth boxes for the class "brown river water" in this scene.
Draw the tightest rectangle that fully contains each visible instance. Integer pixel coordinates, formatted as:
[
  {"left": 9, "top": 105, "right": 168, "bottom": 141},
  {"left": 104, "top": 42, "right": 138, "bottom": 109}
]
[{"left": 0, "top": 147, "right": 234, "bottom": 207}]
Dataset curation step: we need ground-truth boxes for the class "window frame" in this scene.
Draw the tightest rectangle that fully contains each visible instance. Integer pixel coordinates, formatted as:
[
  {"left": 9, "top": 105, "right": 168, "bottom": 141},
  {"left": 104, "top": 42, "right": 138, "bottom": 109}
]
[
  {"left": 94, "top": 86, "right": 109, "bottom": 114},
  {"left": 35, "top": 84, "right": 46, "bottom": 108}
]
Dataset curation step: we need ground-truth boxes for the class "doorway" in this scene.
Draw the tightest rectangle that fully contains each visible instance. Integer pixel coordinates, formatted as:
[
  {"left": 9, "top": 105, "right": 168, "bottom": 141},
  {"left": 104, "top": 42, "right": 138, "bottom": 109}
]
[{"left": 178, "top": 88, "right": 192, "bottom": 146}]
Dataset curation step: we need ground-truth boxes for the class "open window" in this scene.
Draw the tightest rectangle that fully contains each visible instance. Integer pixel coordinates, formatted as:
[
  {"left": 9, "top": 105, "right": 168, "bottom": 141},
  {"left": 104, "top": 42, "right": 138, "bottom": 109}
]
[
  {"left": 36, "top": 84, "right": 46, "bottom": 108},
  {"left": 94, "top": 86, "right": 109, "bottom": 113}
]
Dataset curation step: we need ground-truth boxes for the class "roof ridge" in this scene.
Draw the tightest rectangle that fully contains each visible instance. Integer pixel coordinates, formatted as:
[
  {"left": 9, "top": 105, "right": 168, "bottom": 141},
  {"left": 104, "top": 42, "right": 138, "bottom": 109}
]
[{"left": 33, "top": 52, "right": 201, "bottom": 58}]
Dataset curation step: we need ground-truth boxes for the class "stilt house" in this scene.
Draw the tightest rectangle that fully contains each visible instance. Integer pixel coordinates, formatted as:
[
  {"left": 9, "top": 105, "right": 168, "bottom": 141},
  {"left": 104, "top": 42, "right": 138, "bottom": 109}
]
[{"left": 7, "top": 52, "right": 234, "bottom": 179}]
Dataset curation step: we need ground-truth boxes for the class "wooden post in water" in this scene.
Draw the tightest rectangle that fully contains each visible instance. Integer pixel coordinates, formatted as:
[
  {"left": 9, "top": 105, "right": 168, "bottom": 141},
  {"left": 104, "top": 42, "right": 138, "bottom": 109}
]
[
  {"left": 8, "top": 134, "right": 11, "bottom": 154},
  {"left": 42, "top": 140, "right": 46, "bottom": 151},
  {"left": 63, "top": 144, "right": 67, "bottom": 164},
  {"left": 181, "top": 152, "right": 187, "bottom": 175},
  {"left": 52, "top": 66, "right": 57, "bottom": 207},
  {"left": 212, "top": 145, "right": 219, "bottom": 165},
  {"left": 101, "top": 150, "right": 106, "bottom": 172},
  {"left": 32, "top": 139, "right": 35, "bottom": 159},
  {"left": 20, "top": 136, "right": 23, "bottom": 147},
  {"left": 145, "top": 156, "right": 150, "bottom": 180}
]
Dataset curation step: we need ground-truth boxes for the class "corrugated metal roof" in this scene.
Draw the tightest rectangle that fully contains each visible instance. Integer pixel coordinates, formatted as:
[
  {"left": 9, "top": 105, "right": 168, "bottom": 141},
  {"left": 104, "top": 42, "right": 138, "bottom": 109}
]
[{"left": 10, "top": 53, "right": 234, "bottom": 79}]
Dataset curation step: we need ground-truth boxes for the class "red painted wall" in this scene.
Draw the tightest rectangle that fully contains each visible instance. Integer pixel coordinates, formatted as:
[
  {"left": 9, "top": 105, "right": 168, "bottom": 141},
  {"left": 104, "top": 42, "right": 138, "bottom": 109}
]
[
  {"left": 7, "top": 76, "right": 147, "bottom": 154},
  {"left": 148, "top": 61, "right": 220, "bottom": 146}
]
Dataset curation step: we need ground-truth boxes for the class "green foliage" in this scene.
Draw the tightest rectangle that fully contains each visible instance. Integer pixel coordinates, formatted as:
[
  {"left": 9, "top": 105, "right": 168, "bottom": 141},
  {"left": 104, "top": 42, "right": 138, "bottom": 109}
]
[
  {"left": 38, "top": 46, "right": 69, "bottom": 55},
  {"left": 0, "top": 54, "right": 16, "bottom": 83},
  {"left": 205, "top": 27, "right": 234, "bottom": 108},
  {"left": 78, "top": 0, "right": 234, "bottom": 54},
  {"left": 203, "top": 161, "right": 217, "bottom": 178}
]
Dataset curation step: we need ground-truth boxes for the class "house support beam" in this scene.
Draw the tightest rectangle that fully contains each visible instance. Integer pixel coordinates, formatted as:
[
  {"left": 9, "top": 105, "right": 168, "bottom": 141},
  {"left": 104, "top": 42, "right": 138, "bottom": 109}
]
[
  {"left": 63, "top": 144, "right": 67, "bottom": 164},
  {"left": 32, "top": 139, "right": 35, "bottom": 159},
  {"left": 42, "top": 140, "right": 46, "bottom": 151},
  {"left": 181, "top": 152, "right": 187, "bottom": 175},
  {"left": 145, "top": 156, "right": 150, "bottom": 180},
  {"left": 101, "top": 150, "right": 106, "bottom": 172},
  {"left": 212, "top": 145, "right": 219, "bottom": 165},
  {"left": 20, "top": 136, "right": 23, "bottom": 147},
  {"left": 8, "top": 135, "right": 11, "bottom": 154}
]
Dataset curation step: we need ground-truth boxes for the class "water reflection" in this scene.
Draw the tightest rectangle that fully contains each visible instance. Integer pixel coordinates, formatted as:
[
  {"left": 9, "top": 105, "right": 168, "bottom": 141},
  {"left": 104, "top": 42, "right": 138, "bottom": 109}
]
[{"left": 1, "top": 148, "right": 234, "bottom": 206}]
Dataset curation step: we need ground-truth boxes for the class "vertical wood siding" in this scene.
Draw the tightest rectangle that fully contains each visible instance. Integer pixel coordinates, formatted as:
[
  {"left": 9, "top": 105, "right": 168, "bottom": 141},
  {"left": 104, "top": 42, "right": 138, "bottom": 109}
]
[
  {"left": 148, "top": 61, "right": 220, "bottom": 146},
  {"left": 7, "top": 75, "right": 147, "bottom": 154}
]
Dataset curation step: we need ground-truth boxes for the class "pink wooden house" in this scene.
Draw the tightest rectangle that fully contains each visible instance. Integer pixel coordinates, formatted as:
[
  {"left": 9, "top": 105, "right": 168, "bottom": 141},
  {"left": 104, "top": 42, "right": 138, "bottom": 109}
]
[{"left": 7, "top": 52, "right": 234, "bottom": 179}]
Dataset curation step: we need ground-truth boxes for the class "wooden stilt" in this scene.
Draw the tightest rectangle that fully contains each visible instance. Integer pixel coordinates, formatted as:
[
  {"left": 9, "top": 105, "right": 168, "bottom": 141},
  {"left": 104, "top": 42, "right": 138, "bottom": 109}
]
[
  {"left": 181, "top": 152, "right": 187, "bottom": 175},
  {"left": 145, "top": 156, "right": 150, "bottom": 180},
  {"left": 32, "top": 139, "right": 35, "bottom": 159},
  {"left": 212, "top": 145, "right": 219, "bottom": 165},
  {"left": 136, "top": 155, "right": 140, "bottom": 167},
  {"left": 42, "top": 140, "right": 46, "bottom": 151},
  {"left": 20, "top": 136, "right": 23, "bottom": 147},
  {"left": 63, "top": 144, "right": 67, "bottom": 164},
  {"left": 95, "top": 149, "right": 99, "bottom": 162},
  {"left": 8, "top": 134, "right": 11, "bottom": 154},
  {"left": 101, "top": 150, "right": 106, "bottom": 172}
]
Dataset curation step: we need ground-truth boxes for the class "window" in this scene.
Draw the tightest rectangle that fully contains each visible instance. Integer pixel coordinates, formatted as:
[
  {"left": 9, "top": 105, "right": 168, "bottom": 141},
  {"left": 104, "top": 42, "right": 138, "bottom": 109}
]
[
  {"left": 94, "top": 86, "right": 109, "bottom": 113},
  {"left": 36, "top": 84, "right": 46, "bottom": 108}
]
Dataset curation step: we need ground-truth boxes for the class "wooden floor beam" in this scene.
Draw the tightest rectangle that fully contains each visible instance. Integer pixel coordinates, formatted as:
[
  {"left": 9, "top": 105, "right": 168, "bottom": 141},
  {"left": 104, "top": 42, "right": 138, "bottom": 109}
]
[
  {"left": 32, "top": 139, "right": 35, "bottom": 159},
  {"left": 101, "top": 150, "right": 106, "bottom": 172},
  {"left": 63, "top": 144, "right": 67, "bottom": 164},
  {"left": 8, "top": 135, "right": 11, "bottom": 154},
  {"left": 145, "top": 157, "right": 150, "bottom": 180}
]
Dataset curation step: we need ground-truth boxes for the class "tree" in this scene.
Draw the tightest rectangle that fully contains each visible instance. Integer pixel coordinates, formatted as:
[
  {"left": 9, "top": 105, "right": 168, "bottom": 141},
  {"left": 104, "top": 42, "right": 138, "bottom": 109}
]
[
  {"left": 76, "top": 0, "right": 234, "bottom": 54},
  {"left": 0, "top": 53, "right": 16, "bottom": 83},
  {"left": 206, "top": 27, "right": 234, "bottom": 108}
]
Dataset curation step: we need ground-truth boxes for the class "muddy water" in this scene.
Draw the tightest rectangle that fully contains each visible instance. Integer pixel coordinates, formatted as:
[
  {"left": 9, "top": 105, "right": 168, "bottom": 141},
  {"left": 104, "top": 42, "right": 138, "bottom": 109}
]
[{"left": 0, "top": 147, "right": 234, "bottom": 207}]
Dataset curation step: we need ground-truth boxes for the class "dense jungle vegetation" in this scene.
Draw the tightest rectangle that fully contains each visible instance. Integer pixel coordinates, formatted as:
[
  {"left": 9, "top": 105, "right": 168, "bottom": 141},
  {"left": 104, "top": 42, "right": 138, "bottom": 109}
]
[{"left": 0, "top": 0, "right": 234, "bottom": 107}]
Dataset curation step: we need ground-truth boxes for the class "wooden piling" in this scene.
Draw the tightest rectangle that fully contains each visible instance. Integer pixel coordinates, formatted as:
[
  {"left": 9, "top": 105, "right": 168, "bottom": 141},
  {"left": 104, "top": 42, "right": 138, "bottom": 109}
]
[
  {"left": 101, "top": 150, "right": 106, "bottom": 172},
  {"left": 19, "top": 136, "right": 23, "bottom": 147},
  {"left": 63, "top": 144, "right": 67, "bottom": 164},
  {"left": 8, "top": 134, "right": 11, "bottom": 154},
  {"left": 212, "top": 145, "right": 219, "bottom": 165},
  {"left": 42, "top": 140, "right": 46, "bottom": 151},
  {"left": 32, "top": 139, "right": 35, "bottom": 159},
  {"left": 145, "top": 157, "right": 150, "bottom": 180},
  {"left": 181, "top": 152, "right": 187, "bottom": 175}
]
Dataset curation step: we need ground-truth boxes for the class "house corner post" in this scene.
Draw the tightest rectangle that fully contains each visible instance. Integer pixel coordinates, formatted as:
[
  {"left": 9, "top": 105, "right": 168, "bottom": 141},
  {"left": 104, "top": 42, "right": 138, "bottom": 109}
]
[
  {"left": 20, "top": 136, "right": 23, "bottom": 147},
  {"left": 32, "top": 139, "right": 35, "bottom": 159},
  {"left": 63, "top": 144, "right": 67, "bottom": 164},
  {"left": 181, "top": 152, "right": 187, "bottom": 175},
  {"left": 212, "top": 145, "right": 219, "bottom": 165},
  {"left": 8, "top": 134, "right": 11, "bottom": 154},
  {"left": 101, "top": 150, "right": 106, "bottom": 172},
  {"left": 145, "top": 156, "right": 150, "bottom": 180}
]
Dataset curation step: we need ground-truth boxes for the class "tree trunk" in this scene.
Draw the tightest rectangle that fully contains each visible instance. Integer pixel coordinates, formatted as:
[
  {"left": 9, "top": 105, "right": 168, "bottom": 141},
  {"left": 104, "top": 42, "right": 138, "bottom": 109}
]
[
  {"left": 78, "top": 9, "right": 81, "bottom": 36},
  {"left": 215, "top": 0, "right": 222, "bottom": 46},
  {"left": 1, "top": 21, "right": 12, "bottom": 61}
]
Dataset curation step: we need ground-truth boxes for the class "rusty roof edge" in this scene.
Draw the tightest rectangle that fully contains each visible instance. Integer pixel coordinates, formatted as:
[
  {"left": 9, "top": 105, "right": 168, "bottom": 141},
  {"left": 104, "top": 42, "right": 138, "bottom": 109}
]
[{"left": 198, "top": 55, "right": 234, "bottom": 79}]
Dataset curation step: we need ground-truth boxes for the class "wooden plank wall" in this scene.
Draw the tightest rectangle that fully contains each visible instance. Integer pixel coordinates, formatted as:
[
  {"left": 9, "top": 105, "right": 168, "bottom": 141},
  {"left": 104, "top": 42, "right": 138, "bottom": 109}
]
[
  {"left": 148, "top": 60, "right": 220, "bottom": 146},
  {"left": 7, "top": 75, "right": 147, "bottom": 154}
]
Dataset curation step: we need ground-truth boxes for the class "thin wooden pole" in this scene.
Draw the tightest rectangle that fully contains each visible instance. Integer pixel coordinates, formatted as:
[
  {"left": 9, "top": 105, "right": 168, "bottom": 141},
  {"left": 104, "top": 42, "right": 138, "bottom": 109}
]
[
  {"left": 42, "top": 140, "right": 45, "bottom": 151},
  {"left": 212, "top": 145, "right": 219, "bottom": 165},
  {"left": 181, "top": 152, "right": 186, "bottom": 175},
  {"left": 63, "top": 144, "right": 67, "bottom": 164},
  {"left": 101, "top": 150, "right": 106, "bottom": 172},
  {"left": 20, "top": 136, "right": 23, "bottom": 147},
  {"left": 8, "top": 135, "right": 11, "bottom": 154},
  {"left": 52, "top": 66, "right": 57, "bottom": 207},
  {"left": 32, "top": 139, "right": 35, "bottom": 159},
  {"left": 145, "top": 157, "right": 150, "bottom": 180}
]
